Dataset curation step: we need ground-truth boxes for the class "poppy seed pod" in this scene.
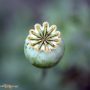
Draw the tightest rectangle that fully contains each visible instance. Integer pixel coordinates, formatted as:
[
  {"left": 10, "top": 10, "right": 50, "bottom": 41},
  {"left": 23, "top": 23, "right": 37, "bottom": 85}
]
[{"left": 24, "top": 22, "right": 64, "bottom": 68}]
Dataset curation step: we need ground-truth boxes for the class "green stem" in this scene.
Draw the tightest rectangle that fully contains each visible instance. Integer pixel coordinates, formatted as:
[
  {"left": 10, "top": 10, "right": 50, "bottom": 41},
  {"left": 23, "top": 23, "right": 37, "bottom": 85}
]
[{"left": 40, "top": 69, "right": 48, "bottom": 81}]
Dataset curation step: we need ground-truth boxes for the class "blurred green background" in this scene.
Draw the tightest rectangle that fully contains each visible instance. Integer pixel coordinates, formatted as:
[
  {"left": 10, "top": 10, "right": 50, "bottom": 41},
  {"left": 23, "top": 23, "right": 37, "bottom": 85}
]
[{"left": 0, "top": 0, "right": 90, "bottom": 90}]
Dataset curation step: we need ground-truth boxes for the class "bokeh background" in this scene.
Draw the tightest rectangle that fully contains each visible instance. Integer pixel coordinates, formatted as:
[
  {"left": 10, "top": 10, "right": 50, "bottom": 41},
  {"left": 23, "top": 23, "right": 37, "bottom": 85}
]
[{"left": 0, "top": 0, "right": 90, "bottom": 90}]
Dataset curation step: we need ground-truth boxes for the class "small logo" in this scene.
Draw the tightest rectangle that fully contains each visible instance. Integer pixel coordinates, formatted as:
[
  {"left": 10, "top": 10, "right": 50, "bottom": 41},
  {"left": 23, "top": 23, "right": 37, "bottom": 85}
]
[{"left": 0, "top": 84, "right": 18, "bottom": 89}]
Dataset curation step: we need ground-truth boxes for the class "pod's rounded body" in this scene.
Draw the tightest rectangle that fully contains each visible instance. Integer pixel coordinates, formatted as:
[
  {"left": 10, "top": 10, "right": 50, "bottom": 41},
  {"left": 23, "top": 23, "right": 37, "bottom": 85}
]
[{"left": 24, "top": 38, "right": 64, "bottom": 68}]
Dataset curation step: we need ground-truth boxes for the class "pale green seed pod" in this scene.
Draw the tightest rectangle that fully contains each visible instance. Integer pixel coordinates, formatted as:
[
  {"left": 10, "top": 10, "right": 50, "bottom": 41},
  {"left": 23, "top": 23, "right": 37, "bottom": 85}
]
[{"left": 24, "top": 22, "right": 64, "bottom": 68}]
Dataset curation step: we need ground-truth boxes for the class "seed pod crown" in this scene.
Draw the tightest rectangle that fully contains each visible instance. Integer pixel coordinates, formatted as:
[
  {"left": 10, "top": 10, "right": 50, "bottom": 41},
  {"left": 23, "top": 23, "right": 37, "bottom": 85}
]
[{"left": 27, "top": 22, "right": 61, "bottom": 52}]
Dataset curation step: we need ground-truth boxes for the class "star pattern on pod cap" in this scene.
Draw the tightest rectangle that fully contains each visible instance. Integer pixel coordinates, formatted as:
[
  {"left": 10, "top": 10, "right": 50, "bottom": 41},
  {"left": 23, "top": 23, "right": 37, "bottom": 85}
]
[{"left": 27, "top": 22, "right": 61, "bottom": 52}]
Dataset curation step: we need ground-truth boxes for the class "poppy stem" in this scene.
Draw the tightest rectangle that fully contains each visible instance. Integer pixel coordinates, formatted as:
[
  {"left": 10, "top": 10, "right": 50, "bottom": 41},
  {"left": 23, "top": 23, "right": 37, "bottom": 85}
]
[{"left": 40, "top": 69, "right": 48, "bottom": 81}]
